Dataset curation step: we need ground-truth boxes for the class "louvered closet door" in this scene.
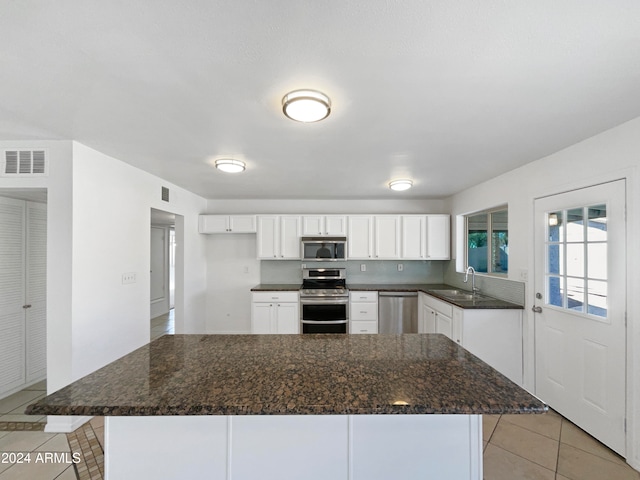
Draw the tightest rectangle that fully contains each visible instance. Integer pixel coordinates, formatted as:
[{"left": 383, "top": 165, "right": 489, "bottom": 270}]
[
  {"left": 26, "top": 202, "right": 46, "bottom": 381},
  {"left": 0, "top": 197, "right": 26, "bottom": 396}
]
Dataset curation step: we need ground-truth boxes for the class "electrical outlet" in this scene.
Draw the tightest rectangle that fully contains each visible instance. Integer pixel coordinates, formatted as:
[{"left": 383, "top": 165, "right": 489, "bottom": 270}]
[
  {"left": 360, "top": 264, "right": 366, "bottom": 272},
  {"left": 519, "top": 269, "right": 528, "bottom": 282},
  {"left": 122, "top": 272, "right": 136, "bottom": 284},
  {"left": 243, "top": 266, "right": 249, "bottom": 274},
  {"left": 397, "top": 263, "right": 403, "bottom": 272}
]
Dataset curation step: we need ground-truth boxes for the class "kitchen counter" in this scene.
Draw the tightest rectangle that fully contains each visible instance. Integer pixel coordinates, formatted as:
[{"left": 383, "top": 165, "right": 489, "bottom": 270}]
[
  {"left": 250, "top": 283, "right": 301, "bottom": 291},
  {"left": 348, "top": 283, "right": 523, "bottom": 309},
  {"left": 27, "top": 334, "right": 543, "bottom": 416},
  {"left": 27, "top": 334, "right": 544, "bottom": 479},
  {"left": 250, "top": 282, "right": 522, "bottom": 309}
]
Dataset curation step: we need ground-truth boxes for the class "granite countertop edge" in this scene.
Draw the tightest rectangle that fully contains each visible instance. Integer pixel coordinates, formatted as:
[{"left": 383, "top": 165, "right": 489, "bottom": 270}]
[{"left": 251, "top": 283, "right": 523, "bottom": 309}]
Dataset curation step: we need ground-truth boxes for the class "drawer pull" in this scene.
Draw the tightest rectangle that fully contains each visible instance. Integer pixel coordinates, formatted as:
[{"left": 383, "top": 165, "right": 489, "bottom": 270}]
[{"left": 360, "top": 311, "right": 367, "bottom": 314}]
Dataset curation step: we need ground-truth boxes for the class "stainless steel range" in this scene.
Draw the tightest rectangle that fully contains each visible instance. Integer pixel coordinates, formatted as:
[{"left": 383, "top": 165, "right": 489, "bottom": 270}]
[{"left": 300, "top": 268, "right": 349, "bottom": 334}]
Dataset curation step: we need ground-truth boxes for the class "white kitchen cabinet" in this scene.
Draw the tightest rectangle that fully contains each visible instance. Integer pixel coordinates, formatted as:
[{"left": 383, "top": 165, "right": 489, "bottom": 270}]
[
  {"left": 347, "top": 215, "right": 374, "bottom": 259},
  {"left": 301, "top": 215, "right": 347, "bottom": 236},
  {"left": 256, "top": 215, "right": 301, "bottom": 259},
  {"left": 426, "top": 215, "right": 450, "bottom": 260},
  {"left": 350, "top": 291, "right": 378, "bottom": 334},
  {"left": 374, "top": 216, "right": 401, "bottom": 259},
  {"left": 401, "top": 215, "right": 450, "bottom": 260},
  {"left": 418, "top": 292, "right": 523, "bottom": 385},
  {"left": 251, "top": 292, "right": 299, "bottom": 334},
  {"left": 199, "top": 215, "right": 256, "bottom": 233}
]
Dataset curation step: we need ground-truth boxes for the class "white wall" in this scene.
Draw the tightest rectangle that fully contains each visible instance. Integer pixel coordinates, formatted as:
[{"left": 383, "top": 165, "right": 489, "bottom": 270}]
[
  {"left": 207, "top": 198, "right": 446, "bottom": 214},
  {"left": 444, "top": 116, "right": 640, "bottom": 469},
  {"left": 70, "top": 142, "right": 208, "bottom": 380}
]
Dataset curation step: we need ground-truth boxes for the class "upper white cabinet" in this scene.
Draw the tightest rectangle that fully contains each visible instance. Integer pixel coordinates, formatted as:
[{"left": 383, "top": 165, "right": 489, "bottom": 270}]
[
  {"left": 199, "top": 215, "right": 256, "bottom": 234},
  {"left": 374, "top": 216, "right": 401, "bottom": 259},
  {"left": 401, "top": 215, "right": 450, "bottom": 260},
  {"left": 349, "top": 215, "right": 401, "bottom": 260},
  {"left": 347, "top": 215, "right": 374, "bottom": 259},
  {"left": 301, "top": 215, "right": 347, "bottom": 236},
  {"left": 257, "top": 215, "right": 301, "bottom": 259},
  {"left": 426, "top": 215, "right": 450, "bottom": 260}
]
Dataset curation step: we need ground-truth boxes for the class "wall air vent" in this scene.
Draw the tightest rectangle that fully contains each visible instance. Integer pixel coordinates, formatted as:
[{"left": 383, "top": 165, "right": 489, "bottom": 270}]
[
  {"left": 161, "top": 186, "right": 170, "bottom": 202},
  {"left": 2, "top": 150, "right": 48, "bottom": 177}
]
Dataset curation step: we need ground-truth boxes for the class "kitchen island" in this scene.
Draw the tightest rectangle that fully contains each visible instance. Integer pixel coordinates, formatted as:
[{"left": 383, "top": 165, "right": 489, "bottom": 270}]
[{"left": 27, "top": 334, "right": 545, "bottom": 479}]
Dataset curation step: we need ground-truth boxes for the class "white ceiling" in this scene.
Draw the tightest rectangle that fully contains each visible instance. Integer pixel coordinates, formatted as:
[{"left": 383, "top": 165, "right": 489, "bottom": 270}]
[{"left": 2, "top": 1, "right": 640, "bottom": 200}]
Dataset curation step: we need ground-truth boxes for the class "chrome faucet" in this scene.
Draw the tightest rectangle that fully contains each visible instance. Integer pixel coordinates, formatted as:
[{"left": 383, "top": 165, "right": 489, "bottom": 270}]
[{"left": 464, "top": 266, "right": 480, "bottom": 294}]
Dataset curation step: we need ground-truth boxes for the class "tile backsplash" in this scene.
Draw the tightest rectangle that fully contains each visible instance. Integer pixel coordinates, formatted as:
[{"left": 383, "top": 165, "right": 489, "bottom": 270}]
[
  {"left": 261, "top": 260, "right": 444, "bottom": 285},
  {"left": 443, "top": 261, "right": 525, "bottom": 305}
]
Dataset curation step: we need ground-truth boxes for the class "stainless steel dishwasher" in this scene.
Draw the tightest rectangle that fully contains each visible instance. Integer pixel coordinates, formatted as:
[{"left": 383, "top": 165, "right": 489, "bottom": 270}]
[{"left": 378, "top": 292, "right": 418, "bottom": 334}]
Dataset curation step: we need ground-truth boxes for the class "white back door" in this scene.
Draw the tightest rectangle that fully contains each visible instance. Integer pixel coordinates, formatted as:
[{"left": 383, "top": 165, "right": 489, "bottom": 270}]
[{"left": 533, "top": 180, "right": 626, "bottom": 455}]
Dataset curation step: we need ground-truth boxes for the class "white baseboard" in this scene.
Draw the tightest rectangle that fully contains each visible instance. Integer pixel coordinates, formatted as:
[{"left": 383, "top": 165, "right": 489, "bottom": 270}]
[{"left": 44, "top": 415, "right": 92, "bottom": 433}]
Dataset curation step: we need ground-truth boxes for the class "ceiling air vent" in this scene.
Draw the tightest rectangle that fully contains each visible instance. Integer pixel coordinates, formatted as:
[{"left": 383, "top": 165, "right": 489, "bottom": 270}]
[
  {"left": 2, "top": 150, "right": 48, "bottom": 177},
  {"left": 161, "top": 186, "right": 170, "bottom": 202}
]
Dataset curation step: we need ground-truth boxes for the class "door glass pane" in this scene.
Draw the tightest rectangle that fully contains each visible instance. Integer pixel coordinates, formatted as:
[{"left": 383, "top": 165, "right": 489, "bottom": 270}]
[
  {"left": 566, "top": 243, "right": 584, "bottom": 277},
  {"left": 587, "top": 204, "right": 607, "bottom": 241},
  {"left": 467, "top": 213, "right": 488, "bottom": 273},
  {"left": 587, "top": 243, "right": 607, "bottom": 280},
  {"left": 566, "top": 208, "right": 584, "bottom": 242},
  {"left": 547, "top": 276, "right": 564, "bottom": 307},
  {"left": 547, "top": 244, "right": 563, "bottom": 275},
  {"left": 587, "top": 280, "right": 607, "bottom": 318},
  {"left": 566, "top": 277, "right": 585, "bottom": 312},
  {"left": 548, "top": 211, "right": 563, "bottom": 242}
]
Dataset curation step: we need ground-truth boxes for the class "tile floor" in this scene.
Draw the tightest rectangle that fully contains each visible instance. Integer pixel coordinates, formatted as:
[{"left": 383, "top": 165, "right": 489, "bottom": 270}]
[
  {"left": 483, "top": 409, "right": 640, "bottom": 480},
  {"left": 151, "top": 309, "right": 175, "bottom": 341},
  {"left": 0, "top": 380, "right": 47, "bottom": 430}
]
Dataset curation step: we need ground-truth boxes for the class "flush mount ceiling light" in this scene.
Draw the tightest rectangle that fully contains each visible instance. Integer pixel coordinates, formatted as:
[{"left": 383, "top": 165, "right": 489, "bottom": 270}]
[
  {"left": 215, "top": 159, "right": 245, "bottom": 173},
  {"left": 388, "top": 179, "right": 413, "bottom": 191},
  {"left": 282, "top": 89, "right": 331, "bottom": 122}
]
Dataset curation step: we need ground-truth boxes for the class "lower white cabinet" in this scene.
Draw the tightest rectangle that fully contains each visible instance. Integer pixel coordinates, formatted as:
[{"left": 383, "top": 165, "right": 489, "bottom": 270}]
[
  {"left": 350, "top": 291, "right": 378, "bottom": 334},
  {"left": 251, "top": 292, "right": 299, "bottom": 334},
  {"left": 418, "top": 292, "right": 523, "bottom": 385}
]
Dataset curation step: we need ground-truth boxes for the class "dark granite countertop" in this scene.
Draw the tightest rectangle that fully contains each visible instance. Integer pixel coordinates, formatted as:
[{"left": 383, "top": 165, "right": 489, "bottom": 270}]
[
  {"left": 27, "top": 334, "right": 545, "bottom": 417},
  {"left": 348, "top": 284, "right": 523, "bottom": 309},
  {"left": 251, "top": 284, "right": 301, "bottom": 291},
  {"left": 250, "top": 283, "right": 522, "bottom": 309}
]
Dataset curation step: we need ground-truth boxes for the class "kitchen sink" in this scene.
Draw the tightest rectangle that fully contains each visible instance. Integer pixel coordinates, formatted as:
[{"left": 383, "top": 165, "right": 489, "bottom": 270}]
[{"left": 430, "top": 289, "right": 487, "bottom": 301}]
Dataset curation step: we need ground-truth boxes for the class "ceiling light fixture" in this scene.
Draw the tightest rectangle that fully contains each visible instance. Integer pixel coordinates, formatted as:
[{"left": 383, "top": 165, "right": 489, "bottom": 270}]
[
  {"left": 282, "top": 89, "right": 331, "bottom": 122},
  {"left": 215, "top": 159, "right": 245, "bottom": 173},
  {"left": 388, "top": 179, "right": 413, "bottom": 191}
]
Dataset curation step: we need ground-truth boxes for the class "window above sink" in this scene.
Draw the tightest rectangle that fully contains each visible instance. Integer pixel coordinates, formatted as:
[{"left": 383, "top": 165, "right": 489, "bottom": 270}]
[{"left": 464, "top": 206, "right": 508, "bottom": 276}]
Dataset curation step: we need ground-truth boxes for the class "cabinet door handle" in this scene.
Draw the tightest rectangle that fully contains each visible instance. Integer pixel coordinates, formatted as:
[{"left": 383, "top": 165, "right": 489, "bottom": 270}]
[{"left": 23, "top": 304, "right": 32, "bottom": 309}]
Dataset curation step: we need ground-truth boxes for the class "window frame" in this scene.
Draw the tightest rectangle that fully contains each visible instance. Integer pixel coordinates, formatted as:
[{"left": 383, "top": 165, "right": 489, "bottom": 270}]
[{"left": 464, "top": 206, "right": 509, "bottom": 276}]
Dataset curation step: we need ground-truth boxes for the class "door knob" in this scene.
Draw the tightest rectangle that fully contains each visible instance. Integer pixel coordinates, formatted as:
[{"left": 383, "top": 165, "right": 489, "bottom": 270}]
[{"left": 531, "top": 306, "right": 542, "bottom": 313}]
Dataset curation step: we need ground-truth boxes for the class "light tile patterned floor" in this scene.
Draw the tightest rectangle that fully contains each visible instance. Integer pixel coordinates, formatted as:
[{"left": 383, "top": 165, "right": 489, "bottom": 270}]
[
  {"left": 0, "top": 380, "right": 47, "bottom": 431},
  {"left": 151, "top": 309, "right": 175, "bottom": 341},
  {"left": 483, "top": 410, "right": 640, "bottom": 480}
]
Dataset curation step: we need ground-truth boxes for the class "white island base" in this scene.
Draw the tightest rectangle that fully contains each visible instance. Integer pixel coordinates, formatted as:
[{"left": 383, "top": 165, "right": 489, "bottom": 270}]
[{"left": 105, "top": 414, "right": 482, "bottom": 480}]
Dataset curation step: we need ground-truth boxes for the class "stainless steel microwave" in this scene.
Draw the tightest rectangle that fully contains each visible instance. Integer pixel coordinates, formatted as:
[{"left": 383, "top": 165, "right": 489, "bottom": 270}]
[{"left": 301, "top": 237, "right": 347, "bottom": 261}]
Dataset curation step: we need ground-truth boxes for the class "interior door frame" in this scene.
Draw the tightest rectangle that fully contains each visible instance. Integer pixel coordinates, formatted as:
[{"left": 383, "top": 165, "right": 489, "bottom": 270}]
[{"left": 528, "top": 169, "right": 638, "bottom": 469}]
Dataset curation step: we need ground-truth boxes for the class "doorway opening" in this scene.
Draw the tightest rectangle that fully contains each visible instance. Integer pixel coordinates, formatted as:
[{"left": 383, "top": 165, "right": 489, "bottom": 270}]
[{"left": 150, "top": 208, "right": 182, "bottom": 341}]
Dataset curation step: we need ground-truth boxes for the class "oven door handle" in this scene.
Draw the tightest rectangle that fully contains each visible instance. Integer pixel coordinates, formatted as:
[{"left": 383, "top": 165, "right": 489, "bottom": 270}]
[
  {"left": 300, "top": 298, "right": 349, "bottom": 305},
  {"left": 301, "top": 320, "right": 349, "bottom": 325}
]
